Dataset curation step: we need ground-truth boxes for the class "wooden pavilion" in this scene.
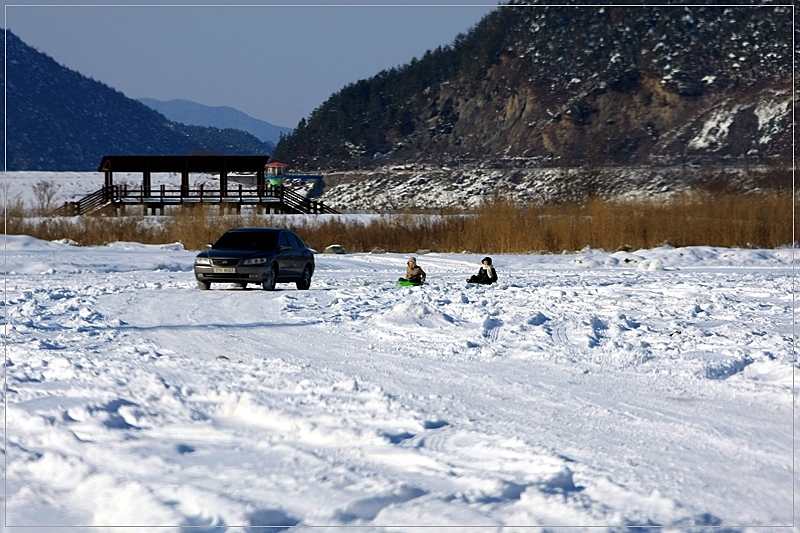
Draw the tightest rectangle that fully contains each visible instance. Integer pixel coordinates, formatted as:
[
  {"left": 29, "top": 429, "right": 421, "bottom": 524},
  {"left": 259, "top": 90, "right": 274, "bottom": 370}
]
[{"left": 52, "top": 155, "right": 336, "bottom": 216}]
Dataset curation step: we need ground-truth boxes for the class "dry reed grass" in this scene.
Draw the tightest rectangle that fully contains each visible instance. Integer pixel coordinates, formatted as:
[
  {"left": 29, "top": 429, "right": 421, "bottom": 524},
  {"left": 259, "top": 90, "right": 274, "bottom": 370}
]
[{"left": 5, "top": 192, "right": 794, "bottom": 253}]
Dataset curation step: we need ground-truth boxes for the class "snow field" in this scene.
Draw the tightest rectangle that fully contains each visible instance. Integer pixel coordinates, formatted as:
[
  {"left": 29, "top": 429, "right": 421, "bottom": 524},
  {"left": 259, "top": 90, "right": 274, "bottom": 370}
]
[{"left": 2, "top": 236, "right": 795, "bottom": 531}]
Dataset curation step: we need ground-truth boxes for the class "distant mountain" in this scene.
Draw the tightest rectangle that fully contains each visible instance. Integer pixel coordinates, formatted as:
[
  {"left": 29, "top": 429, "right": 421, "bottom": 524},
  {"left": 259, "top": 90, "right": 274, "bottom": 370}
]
[
  {"left": 138, "top": 98, "right": 292, "bottom": 146},
  {"left": 1, "top": 30, "right": 273, "bottom": 171},
  {"left": 274, "top": 1, "right": 794, "bottom": 170}
]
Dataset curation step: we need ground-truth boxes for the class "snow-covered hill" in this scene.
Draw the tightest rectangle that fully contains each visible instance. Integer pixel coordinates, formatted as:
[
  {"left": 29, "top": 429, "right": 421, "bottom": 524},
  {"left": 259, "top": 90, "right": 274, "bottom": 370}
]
[
  {"left": 1, "top": 31, "right": 273, "bottom": 171},
  {"left": 275, "top": 5, "right": 794, "bottom": 170},
  {"left": 2, "top": 234, "right": 795, "bottom": 529},
  {"left": 315, "top": 163, "right": 787, "bottom": 211}
]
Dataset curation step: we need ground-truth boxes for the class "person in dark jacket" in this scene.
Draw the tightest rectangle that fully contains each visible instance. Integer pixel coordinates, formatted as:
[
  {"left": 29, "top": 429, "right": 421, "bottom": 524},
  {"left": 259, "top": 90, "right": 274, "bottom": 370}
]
[
  {"left": 399, "top": 257, "right": 426, "bottom": 283},
  {"left": 467, "top": 257, "right": 498, "bottom": 285}
]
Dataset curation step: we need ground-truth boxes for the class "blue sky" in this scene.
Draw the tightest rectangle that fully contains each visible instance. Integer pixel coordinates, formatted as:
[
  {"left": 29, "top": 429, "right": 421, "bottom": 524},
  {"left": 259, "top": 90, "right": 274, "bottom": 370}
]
[{"left": 6, "top": 2, "right": 496, "bottom": 129}]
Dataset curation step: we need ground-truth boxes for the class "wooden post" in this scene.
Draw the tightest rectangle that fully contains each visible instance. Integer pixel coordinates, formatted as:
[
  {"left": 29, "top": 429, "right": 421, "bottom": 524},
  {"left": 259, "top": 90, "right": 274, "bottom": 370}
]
[
  {"left": 104, "top": 171, "right": 113, "bottom": 201},
  {"left": 181, "top": 170, "right": 189, "bottom": 197},
  {"left": 143, "top": 171, "right": 151, "bottom": 197},
  {"left": 221, "top": 170, "right": 228, "bottom": 197},
  {"left": 256, "top": 168, "right": 265, "bottom": 198}
]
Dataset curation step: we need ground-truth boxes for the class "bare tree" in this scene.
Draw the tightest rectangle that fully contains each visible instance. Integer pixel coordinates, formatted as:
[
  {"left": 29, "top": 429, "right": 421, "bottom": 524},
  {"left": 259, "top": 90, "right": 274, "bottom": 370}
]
[
  {"left": 1, "top": 190, "right": 25, "bottom": 218},
  {"left": 32, "top": 179, "right": 61, "bottom": 216}
]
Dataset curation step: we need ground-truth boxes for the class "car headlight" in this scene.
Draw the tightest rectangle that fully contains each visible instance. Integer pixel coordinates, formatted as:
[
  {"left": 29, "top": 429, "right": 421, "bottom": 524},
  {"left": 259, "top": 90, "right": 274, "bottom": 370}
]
[
  {"left": 242, "top": 257, "right": 267, "bottom": 265},
  {"left": 195, "top": 257, "right": 211, "bottom": 265}
]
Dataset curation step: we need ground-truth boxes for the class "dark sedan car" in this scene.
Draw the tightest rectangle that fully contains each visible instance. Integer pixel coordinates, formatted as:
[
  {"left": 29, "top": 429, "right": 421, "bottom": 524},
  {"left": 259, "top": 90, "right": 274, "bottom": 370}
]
[{"left": 194, "top": 228, "right": 315, "bottom": 291}]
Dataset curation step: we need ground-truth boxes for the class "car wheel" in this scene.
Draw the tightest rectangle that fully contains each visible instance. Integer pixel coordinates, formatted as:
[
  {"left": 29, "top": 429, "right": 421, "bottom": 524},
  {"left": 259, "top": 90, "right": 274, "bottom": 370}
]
[
  {"left": 296, "top": 264, "right": 312, "bottom": 290},
  {"left": 197, "top": 281, "right": 211, "bottom": 290},
  {"left": 262, "top": 263, "right": 277, "bottom": 291}
]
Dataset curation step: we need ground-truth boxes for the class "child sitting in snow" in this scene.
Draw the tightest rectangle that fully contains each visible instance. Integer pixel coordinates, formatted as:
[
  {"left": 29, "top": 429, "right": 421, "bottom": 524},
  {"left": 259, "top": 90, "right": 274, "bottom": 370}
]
[
  {"left": 467, "top": 257, "right": 498, "bottom": 285},
  {"left": 399, "top": 257, "right": 426, "bottom": 284}
]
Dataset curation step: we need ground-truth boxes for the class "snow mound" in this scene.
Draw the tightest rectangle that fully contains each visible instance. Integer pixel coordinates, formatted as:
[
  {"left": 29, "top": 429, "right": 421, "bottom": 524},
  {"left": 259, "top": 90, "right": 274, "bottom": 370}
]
[{"left": 373, "top": 299, "right": 456, "bottom": 330}]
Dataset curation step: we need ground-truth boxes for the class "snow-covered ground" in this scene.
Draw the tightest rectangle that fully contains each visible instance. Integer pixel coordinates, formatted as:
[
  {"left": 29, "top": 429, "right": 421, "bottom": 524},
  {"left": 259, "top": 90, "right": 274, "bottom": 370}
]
[
  {"left": 3, "top": 234, "right": 796, "bottom": 531},
  {"left": 5, "top": 164, "right": 784, "bottom": 216},
  {"left": 4, "top": 172, "right": 220, "bottom": 211},
  {"left": 4, "top": 171, "right": 324, "bottom": 216}
]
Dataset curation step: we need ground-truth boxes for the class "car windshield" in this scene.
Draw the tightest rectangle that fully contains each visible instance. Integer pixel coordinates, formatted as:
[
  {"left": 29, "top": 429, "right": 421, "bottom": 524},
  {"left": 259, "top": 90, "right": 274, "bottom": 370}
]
[{"left": 213, "top": 231, "right": 279, "bottom": 251}]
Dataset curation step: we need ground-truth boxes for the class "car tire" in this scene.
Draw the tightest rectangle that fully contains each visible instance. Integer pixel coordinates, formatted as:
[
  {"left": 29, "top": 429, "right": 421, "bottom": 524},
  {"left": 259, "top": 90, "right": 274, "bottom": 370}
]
[
  {"left": 197, "top": 281, "right": 211, "bottom": 290},
  {"left": 296, "top": 264, "right": 312, "bottom": 290},
  {"left": 262, "top": 263, "right": 278, "bottom": 291}
]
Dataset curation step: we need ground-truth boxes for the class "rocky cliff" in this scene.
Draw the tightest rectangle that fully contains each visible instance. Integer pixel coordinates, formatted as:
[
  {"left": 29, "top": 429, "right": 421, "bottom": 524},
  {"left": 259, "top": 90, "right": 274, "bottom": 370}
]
[{"left": 274, "top": 2, "right": 794, "bottom": 173}]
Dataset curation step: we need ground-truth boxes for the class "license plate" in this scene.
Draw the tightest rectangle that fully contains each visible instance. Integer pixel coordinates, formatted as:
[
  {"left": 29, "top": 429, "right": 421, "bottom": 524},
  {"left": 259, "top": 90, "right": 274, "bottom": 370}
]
[{"left": 213, "top": 267, "right": 236, "bottom": 274}]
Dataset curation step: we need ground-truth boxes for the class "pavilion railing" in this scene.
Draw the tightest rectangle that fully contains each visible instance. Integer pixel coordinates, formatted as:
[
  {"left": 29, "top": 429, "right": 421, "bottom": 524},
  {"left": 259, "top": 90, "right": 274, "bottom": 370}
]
[
  {"left": 50, "top": 184, "right": 337, "bottom": 216},
  {"left": 49, "top": 187, "right": 111, "bottom": 216},
  {"left": 281, "top": 186, "right": 339, "bottom": 215}
]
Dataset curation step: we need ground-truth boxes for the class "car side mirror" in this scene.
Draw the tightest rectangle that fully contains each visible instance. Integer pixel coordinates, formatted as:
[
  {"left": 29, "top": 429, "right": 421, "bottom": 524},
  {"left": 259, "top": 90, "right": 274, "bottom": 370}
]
[{"left": 205, "top": 243, "right": 212, "bottom": 249}]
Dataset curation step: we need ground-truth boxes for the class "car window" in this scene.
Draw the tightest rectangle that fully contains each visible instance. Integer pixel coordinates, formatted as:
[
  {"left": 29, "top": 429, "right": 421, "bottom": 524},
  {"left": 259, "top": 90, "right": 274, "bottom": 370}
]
[
  {"left": 288, "top": 233, "right": 304, "bottom": 249},
  {"left": 214, "top": 231, "right": 278, "bottom": 251},
  {"left": 279, "top": 232, "right": 291, "bottom": 249}
]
